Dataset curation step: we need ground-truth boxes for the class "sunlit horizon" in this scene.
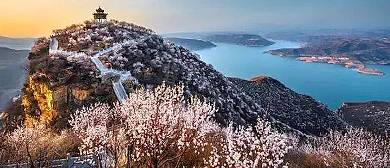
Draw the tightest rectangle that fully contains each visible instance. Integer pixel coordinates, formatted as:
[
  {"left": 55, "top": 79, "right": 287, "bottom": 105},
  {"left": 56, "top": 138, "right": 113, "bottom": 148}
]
[{"left": 1, "top": 0, "right": 390, "bottom": 38}]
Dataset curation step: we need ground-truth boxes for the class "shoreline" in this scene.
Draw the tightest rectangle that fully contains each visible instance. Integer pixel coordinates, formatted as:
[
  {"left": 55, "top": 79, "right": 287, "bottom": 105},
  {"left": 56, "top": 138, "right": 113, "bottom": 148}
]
[
  {"left": 265, "top": 51, "right": 386, "bottom": 76},
  {"left": 356, "top": 68, "right": 384, "bottom": 76}
]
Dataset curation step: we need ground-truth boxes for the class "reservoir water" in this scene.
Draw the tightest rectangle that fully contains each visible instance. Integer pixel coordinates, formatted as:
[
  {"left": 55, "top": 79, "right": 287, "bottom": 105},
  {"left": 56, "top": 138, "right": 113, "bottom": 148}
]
[{"left": 196, "top": 41, "right": 390, "bottom": 110}]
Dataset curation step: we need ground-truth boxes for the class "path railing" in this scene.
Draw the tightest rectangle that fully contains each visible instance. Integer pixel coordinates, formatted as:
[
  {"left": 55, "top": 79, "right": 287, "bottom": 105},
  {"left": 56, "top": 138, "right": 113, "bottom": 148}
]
[{"left": 0, "top": 154, "right": 99, "bottom": 168}]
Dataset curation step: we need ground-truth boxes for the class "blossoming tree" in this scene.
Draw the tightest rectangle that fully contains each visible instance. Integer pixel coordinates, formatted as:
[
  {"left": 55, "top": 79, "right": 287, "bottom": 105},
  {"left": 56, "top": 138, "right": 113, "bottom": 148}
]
[
  {"left": 70, "top": 84, "right": 217, "bottom": 167},
  {"left": 70, "top": 83, "right": 294, "bottom": 167},
  {"left": 205, "top": 119, "right": 294, "bottom": 168}
]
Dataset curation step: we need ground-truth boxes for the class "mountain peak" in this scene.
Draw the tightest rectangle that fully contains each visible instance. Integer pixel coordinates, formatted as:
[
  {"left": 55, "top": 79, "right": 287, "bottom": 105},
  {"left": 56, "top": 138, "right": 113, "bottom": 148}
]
[{"left": 3, "top": 20, "right": 348, "bottom": 136}]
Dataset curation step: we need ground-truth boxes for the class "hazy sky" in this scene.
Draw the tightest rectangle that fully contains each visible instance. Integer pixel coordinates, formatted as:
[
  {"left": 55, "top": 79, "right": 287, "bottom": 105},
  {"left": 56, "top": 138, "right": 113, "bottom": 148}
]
[{"left": 1, "top": 0, "right": 390, "bottom": 37}]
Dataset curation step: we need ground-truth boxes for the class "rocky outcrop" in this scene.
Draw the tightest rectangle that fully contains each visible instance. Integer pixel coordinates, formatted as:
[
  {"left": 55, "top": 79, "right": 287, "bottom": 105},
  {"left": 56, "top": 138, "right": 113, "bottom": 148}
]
[
  {"left": 336, "top": 101, "right": 390, "bottom": 136},
  {"left": 229, "top": 76, "right": 349, "bottom": 136}
]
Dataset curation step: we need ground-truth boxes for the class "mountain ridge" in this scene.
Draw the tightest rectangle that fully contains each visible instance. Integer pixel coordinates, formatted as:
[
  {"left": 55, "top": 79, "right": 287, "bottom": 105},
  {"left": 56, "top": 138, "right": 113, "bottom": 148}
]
[
  {"left": 164, "top": 37, "right": 216, "bottom": 51},
  {"left": 204, "top": 34, "right": 275, "bottom": 47},
  {"left": 0, "top": 36, "right": 36, "bottom": 50}
]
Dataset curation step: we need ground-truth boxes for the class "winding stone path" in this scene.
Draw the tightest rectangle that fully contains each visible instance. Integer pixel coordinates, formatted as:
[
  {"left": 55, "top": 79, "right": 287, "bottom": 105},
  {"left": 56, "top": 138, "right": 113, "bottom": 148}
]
[
  {"left": 50, "top": 37, "right": 130, "bottom": 102},
  {"left": 90, "top": 48, "right": 129, "bottom": 102}
]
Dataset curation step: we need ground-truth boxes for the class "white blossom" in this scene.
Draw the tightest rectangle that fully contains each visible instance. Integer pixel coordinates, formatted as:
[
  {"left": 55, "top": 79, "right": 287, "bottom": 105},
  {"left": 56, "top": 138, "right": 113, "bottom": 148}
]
[
  {"left": 69, "top": 84, "right": 216, "bottom": 167},
  {"left": 299, "top": 128, "right": 390, "bottom": 167}
]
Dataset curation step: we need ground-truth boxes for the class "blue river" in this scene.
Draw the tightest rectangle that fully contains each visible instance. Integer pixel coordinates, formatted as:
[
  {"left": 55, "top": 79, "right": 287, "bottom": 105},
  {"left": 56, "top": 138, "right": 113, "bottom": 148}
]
[{"left": 196, "top": 41, "right": 390, "bottom": 110}]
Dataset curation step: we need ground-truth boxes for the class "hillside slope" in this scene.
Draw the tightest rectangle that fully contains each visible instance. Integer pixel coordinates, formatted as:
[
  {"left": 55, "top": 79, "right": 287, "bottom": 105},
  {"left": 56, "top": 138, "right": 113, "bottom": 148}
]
[
  {"left": 230, "top": 76, "right": 348, "bottom": 136},
  {"left": 1, "top": 20, "right": 347, "bottom": 136},
  {"left": 337, "top": 101, "right": 390, "bottom": 136}
]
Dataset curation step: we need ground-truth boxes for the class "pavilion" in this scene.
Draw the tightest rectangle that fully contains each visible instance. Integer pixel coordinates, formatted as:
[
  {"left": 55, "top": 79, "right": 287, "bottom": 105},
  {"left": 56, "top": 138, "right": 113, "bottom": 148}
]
[{"left": 93, "top": 6, "right": 108, "bottom": 22}]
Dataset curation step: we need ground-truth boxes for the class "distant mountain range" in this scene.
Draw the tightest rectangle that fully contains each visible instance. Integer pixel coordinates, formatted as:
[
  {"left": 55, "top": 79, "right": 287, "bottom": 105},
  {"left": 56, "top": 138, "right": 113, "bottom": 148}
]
[
  {"left": 164, "top": 37, "right": 216, "bottom": 51},
  {"left": 164, "top": 34, "right": 275, "bottom": 51},
  {"left": 204, "top": 34, "right": 275, "bottom": 47},
  {"left": 263, "top": 29, "right": 390, "bottom": 43},
  {"left": 0, "top": 36, "right": 34, "bottom": 111},
  {"left": 0, "top": 47, "right": 29, "bottom": 112},
  {"left": 0, "top": 36, "right": 36, "bottom": 50}
]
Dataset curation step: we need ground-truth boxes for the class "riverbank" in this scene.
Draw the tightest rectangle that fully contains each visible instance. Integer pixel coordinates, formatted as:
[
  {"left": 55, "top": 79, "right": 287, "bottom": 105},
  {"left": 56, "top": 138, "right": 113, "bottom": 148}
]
[
  {"left": 293, "top": 55, "right": 385, "bottom": 76},
  {"left": 357, "top": 68, "right": 384, "bottom": 76}
]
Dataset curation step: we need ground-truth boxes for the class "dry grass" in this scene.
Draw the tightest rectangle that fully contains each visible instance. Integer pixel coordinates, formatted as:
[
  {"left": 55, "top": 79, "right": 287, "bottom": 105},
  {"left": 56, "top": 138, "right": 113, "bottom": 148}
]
[{"left": 0, "top": 126, "right": 81, "bottom": 166}]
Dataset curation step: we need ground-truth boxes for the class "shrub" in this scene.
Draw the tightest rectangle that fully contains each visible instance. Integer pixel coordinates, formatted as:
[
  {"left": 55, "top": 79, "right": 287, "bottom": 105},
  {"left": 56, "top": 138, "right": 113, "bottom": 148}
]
[
  {"left": 205, "top": 119, "right": 295, "bottom": 168},
  {"left": 2, "top": 125, "right": 80, "bottom": 166},
  {"left": 295, "top": 129, "right": 390, "bottom": 168}
]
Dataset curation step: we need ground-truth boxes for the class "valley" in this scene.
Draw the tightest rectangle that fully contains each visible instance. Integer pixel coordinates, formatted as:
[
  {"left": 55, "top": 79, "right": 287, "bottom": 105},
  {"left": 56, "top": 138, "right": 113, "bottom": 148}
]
[{"left": 0, "top": 47, "right": 29, "bottom": 111}]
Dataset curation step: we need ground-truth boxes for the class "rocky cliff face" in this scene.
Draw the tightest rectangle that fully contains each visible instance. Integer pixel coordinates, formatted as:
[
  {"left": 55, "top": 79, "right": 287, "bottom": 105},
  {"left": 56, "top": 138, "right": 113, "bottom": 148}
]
[
  {"left": 229, "top": 76, "right": 348, "bottom": 136},
  {"left": 2, "top": 20, "right": 348, "bottom": 136}
]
